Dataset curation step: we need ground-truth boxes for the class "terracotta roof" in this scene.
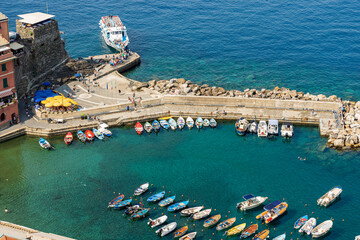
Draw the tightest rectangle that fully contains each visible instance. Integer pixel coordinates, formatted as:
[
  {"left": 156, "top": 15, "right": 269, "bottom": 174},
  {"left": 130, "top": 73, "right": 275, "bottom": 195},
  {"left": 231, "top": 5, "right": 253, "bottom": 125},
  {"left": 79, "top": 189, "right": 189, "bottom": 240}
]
[
  {"left": 0, "top": 35, "right": 9, "bottom": 47},
  {"left": 0, "top": 12, "right": 8, "bottom": 21},
  {"left": 0, "top": 235, "right": 22, "bottom": 240}
]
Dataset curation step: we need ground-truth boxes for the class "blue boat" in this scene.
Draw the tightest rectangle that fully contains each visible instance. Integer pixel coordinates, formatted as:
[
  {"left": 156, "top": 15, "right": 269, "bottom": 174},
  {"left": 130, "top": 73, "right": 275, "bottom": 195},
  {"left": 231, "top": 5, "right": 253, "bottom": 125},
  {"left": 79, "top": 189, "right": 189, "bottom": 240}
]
[
  {"left": 93, "top": 128, "right": 104, "bottom": 140},
  {"left": 168, "top": 200, "right": 189, "bottom": 212},
  {"left": 294, "top": 215, "right": 308, "bottom": 229},
  {"left": 77, "top": 130, "right": 86, "bottom": 143},
  {"left": 272, "top": 233, "right": 286, "bottom": 240},
  {"left": 39, "top": 138, "right": 51, "bottom": 149},
  {"left": 113, "top": 199, "right": 132, "bottom": 209},
  {"left": 147, "top": 191, "right": 166, "bottom": 202},
  {"left": 160, "top": 119, "right": 170, "bottom": 129},
  {"left": 159, "top": 195, "right": 176, "bottom": 207},
  {"left": 131, "top": 208, "right": 150, "bottom": 219},
  {"left": 152, "top": 120, "right": 161, "bottom": 132}
]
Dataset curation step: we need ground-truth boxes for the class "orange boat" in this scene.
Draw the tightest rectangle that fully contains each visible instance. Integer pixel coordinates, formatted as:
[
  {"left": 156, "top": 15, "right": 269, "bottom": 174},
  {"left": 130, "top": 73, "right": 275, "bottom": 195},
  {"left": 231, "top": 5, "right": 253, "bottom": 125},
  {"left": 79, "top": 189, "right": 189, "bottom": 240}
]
[
  {"left": 85, "top": 130, "right": 95, "bottom": 141},
  {"left": 64, "top": 132, "right": 73, "bottom": 145},
  {"left": 256, "top": 201, "right": 288, "bottom": 224},
  {"left": 240, "top": 224, "right": 258, "bottom": 238},
  {"left": 252, "top": 229, "right": 269, "bottom": 240},
  {"left": 135, "top": 122, "right": 143, "bottom": 135},
  {"left": 173, "top": 226, "right": 188, "bottom": 238}
]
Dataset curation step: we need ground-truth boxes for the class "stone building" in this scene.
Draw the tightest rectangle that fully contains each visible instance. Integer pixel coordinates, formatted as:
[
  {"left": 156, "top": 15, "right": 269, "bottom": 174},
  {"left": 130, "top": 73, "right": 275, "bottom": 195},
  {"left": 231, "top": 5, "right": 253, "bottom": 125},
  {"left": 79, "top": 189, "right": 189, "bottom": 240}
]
[
  {"left": 0, "top": 12, "right": 19, "bottom": 129},
  {"left": 15, "top": 12, "right": 69, "bottom": 95}
]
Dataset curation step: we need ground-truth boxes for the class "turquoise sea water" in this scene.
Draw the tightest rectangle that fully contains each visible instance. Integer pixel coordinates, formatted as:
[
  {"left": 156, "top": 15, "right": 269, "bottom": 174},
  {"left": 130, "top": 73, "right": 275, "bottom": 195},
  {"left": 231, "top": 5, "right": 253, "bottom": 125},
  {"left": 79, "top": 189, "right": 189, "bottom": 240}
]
[
  {"left": 2, "top": 0, "right": 360, "bottom": 239},
  {"left": 0, "top": 124, "right": 360, "bottom": 239}
]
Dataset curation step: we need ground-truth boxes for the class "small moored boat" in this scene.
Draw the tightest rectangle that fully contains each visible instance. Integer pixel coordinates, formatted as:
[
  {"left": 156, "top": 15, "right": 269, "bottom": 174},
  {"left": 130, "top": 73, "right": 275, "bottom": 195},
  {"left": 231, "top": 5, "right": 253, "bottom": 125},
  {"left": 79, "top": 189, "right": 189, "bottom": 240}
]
[
  {"left": 159, "top": 195, "right": 175, "bottom": 207},
  {"left": 195, "top": 117, "right": 203, "bottom": 129},
  {"left": 152, "top": 120, "right": 161, "bottom": 132},
  {"left": 311, "top": 220, "right": 333, "bottom": 238},
  {"left": 226, "top": 223, "right": 246, "bottom": 236},
  {"left": 257, "top": 120, "right": 268, "bottom": 137},
  {"left": 160, "top": 119, "right": 170, "bottom": 130},
  {"left": 317, "top": 186, "right": 342, "bottom": 207},
  {"left": 203, "top": 214, "right": 221, "bottom": 228},
  {"left": 98, "top": 127, "right": 112, "bottom": 137},
  {"left": 113, "top": 199, "right": 132, "bottom": 210},
  {"left": 236, "top": 194, "right": 268, "bottom": 211},
  {"left": 268, "top": 119, "right": 279, "bottom": 135},
  {"left": 209, "top": 118, "right": 217, "bottom": 128},
  {"left": 135, "top": 122, "right": 143, "bottom": 135},
  {"left": 155, "top": 222, "right": 177, "bottom": 237},
  {"left": 193, "top": 208, "right": 211, "bottom": 220},
  {"left": 168, "top": 200, "right": 189, "bottom": 212},
  {"left": 240, "top": 224, "right": 258, "bottom": 239},
  {"left": 144, "top": 122, "right": 153, "bottom": 133},
  {"left": 179, "top": 232, "right": 197, "bottom": 240},
  {"left": 180, "top": 206, "right": 204, "bottom": 216},
  {"left": 248, "top": 120, "right": 257, "bottom": 133},
  {"left": 294, "top": 215, "right": 308, "bottom": 229},
  {"left": 177, "top": 117, "right": 185, "bottom": 129},
  {"left": 186, "top": 117, "right": 194, "bottom": 129},
  {"left": 93, "top": 128, "right": 104, "bottom": 140},
  {"left": 281, "top": 122, "right": 293, "bottom": 138},
  {"left": 235, "top": 118, "right": 249, "bottom": 136},
  {"left": 299, "top": 217, "right": 316, "bottom": 235},
  {"left": 77, "top": 130, "right": 86, "bottom": 143},
  {"left": 169, "top": 118, "right": 177, "bottom": 130},
  {"left": 203, "top": 119, "right": 210, "bottom": 127},
  {"left": 125, "top": 204, "right": 141, "bottom": 215},
  {"left": 147, "top": 191, "right": 165, "bottom": 202},
  {"left": 39, "top": 138, "right": 51, "bottom": 149},
  {"left": 173, "top": 226, "right": 188, "bottom": 238},
  {"left": 216, "top": 217, "right": 236, "bottom": 231},
  {"left": 272, "top": 233, "right": 286, "bottom": 240},
  {"left": 108, "top": 194, "right": 124, "bottom": 207},
  {"left": 131, "top": 208, "right": 149, "bottom": 219},
  {"left": 252, "top": 229, "right": 269, "bottom": 240},
  {"left": 64, "top": 132, "right": 73, "bottom": 145},
  {"left": 134, "top": 182, "right": 149, "bottom": 196},
  {"left": 256, "top": 201, "right": 288, "bottom": 224},
  {"left": 148, "top": 215, "right": 168, "bottom": 228},
  {"left": 85, "top": 130, "right": 95, "bottom": 141}
]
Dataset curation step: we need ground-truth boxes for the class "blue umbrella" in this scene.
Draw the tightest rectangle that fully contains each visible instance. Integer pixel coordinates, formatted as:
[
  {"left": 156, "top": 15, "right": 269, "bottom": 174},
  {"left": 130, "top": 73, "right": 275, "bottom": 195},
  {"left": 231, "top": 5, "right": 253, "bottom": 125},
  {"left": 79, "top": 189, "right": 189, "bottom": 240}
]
[
  {"left": 43, "top": 82, "right": 51, "bottom": 86},
  {"left": 74, "top": 73, "right": 82, "bottom": 78}
]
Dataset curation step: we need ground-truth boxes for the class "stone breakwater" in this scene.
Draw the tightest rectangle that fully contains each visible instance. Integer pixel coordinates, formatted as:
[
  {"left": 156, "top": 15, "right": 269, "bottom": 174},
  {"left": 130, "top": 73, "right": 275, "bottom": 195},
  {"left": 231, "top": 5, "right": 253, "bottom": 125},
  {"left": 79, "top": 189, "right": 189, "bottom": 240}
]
[{"left": 134, "top": 78, "right": 339, "bottom": 102}]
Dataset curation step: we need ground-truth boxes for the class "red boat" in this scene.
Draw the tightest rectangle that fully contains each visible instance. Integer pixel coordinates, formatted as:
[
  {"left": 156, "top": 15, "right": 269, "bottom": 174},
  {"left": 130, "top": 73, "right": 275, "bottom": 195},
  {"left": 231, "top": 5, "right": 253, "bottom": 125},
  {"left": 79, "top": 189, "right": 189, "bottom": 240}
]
[
  {"left": 64, "top": 132, "right": 73, "bottom": 145},
  {"left": 85, "top": 130, "right": 95, "bottom": 141},
  {"left": 135, "top": 122, "right": 143, "bottom": 135}
]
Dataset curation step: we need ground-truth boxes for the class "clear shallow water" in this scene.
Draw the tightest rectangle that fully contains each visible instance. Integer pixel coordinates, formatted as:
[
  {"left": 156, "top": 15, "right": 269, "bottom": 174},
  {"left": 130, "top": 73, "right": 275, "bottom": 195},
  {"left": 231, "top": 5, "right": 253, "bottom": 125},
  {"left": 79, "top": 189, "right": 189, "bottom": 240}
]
[
  {"left": 0, "top": 123, "right": 360, "bottom": 239},
  {"left": 4, "top": 0, "right": 360, "bottom": 99}
]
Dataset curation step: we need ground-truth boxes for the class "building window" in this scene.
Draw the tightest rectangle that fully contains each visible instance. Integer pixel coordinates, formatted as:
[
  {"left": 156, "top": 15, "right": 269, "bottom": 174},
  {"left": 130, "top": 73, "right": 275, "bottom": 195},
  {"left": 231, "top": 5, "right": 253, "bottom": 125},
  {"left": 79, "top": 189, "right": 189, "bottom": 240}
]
[
  {"left": 0, "top": 113, "right": 5, "bottom": 121},
  {"left": 1, "top": 64, "right": 6, "bottom": 72},
  {"left": 3, "top": 78, "right": 8, "bottom": 88}
]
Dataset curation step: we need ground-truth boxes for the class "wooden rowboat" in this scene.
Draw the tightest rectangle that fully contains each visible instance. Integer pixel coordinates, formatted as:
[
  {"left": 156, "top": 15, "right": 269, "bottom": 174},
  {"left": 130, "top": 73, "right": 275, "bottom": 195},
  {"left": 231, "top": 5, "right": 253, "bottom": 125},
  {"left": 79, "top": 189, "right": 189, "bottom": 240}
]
[
  {"left": 77, "top": 130, "right": 86, "bottom": 143},
  {"left": 179, "top": 232, "right": 197, "bottom": 240},
  {"left": 84, "top": 130, "right": 94, "bottom": 141},
  {"left": 159, "top": 196, "right": 175, "bottom": 207},
  {"left": 203, "top": 214, "right": 221, "bottom": 228},
  {"left": 108, "top": 194, "right": 125, "bottom": 207},
  {"left": 252, "top": 229, "right": 269, "bottom": 240},
  {"left": 240, "top": 224, "right": 258, "bottom": 239},
  {"left": 173, "top": 226, "right": 188, "bottom": 238},
  {"left": 39, "top": 138, "right": 51, "bottom": 149},
  {"left": 226, "top": 223, "right": 246, "bottom": 236},
  {"left": 216, "top": 217, "right": 236, "bottom": 231},
  {"left": 64, "top": 132, "right": 73, "bottom": 145},
  {"left": 131, "top": 208, "right": 149, "bottom": 219},
  {"left": 294, "top": 215, "right": 308, "bottom": 229},
  {"left": 193, "top": 208, "right": 211, "bottom": 220},
  {"left": 273, "top": 233, "right": 286, "bottom": 240},
  {"left": 135, "top": 122, "right": 143, "bottom": 135}
]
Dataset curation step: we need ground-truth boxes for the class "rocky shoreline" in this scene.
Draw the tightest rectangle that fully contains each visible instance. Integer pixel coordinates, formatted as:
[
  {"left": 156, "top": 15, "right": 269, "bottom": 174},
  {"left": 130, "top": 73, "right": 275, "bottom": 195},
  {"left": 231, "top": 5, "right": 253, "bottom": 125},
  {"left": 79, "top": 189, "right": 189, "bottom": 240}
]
[{"left": 131, "top": 78, "right": 360, "bottom": 150}]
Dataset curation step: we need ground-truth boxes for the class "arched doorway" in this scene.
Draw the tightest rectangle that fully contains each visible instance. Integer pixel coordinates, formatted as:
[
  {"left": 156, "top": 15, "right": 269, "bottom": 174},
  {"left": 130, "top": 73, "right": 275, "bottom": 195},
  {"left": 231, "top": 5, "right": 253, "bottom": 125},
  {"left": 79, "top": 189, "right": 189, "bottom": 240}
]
[{"left": 0, "top": 113, "right": 5, "bottom": 121}]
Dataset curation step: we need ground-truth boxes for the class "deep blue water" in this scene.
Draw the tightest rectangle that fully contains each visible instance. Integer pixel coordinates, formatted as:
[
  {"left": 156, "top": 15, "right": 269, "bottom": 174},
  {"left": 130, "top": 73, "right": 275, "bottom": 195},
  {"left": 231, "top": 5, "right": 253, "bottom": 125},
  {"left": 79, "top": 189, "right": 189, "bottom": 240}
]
[{"left": 4, "top": 0, "right": 360, "bottom": 99}]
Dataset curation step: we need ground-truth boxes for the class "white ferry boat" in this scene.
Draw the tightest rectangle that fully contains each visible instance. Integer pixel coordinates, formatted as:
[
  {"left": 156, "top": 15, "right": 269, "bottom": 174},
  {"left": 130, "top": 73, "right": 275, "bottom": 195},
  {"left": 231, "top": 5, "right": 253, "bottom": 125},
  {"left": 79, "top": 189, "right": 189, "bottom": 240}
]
[{"left": 99, "top": 15, "right": 129, "bottom": 51}]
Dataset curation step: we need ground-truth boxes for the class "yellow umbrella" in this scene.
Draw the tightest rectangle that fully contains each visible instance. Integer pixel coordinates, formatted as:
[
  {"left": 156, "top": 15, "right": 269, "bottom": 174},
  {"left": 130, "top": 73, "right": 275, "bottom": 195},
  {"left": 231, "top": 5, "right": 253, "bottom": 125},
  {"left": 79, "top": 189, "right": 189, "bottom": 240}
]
[
  {"left": 41, "top": 100, "right": 48, "bottom": 104},
  {"left": 63, "top": 102, "right": 71, "bottom": 107},
  {"left": 54, "top": 96, "right": 64, "bottom": 100},
  {"left": 46, "top": 97, "right": 54, "bottom": 101},
  {"left": 45, "top": 103, "right": 53, "bottom": 108},
  {"left": 53, "top": 102, "right": 61, "bottom": 107}
]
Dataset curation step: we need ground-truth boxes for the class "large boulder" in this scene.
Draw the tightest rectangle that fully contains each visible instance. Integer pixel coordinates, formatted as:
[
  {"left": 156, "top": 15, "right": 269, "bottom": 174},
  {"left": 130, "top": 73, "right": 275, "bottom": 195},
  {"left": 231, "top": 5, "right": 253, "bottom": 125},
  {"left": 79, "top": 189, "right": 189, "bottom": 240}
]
[
  {"left": 333, "top": 139, "right": 345, "bottom": 148},
  {"left": 148, "top": 80, "right": 156, "bottom": 87}
]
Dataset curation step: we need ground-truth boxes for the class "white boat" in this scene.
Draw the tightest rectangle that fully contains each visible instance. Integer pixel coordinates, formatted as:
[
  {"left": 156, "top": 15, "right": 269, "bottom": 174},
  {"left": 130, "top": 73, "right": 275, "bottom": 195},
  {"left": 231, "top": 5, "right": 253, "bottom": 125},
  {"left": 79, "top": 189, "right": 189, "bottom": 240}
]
[
  {"left": 299, "top": 218, "right": 316, "bottom": 235},
  {"left": 268, "top": 119, "right": 279, "bottom": 135},
  {"left": 317, "top": 186, "right": 342, "bottom": 207},
  {"left": 203, "top": 119, "right": 210, "bottom": 127},
  {"left": 236, "top": 194, "right": 268, "bottom": 211},
  {"left": 235, "top": 118, "right": 249, "bottom": 136},
  {"left": 193, "top": 208, "right": 211, "bottom": 220},
  {"left": 144, "top": 122, "right": 153, "bottom": 133},
  {"left": 180, "top": 206, "right": 204, "bottom": 216},
  {"left": 186, "top": 117, "right": 194, "bottom": 129},
  {"left": 98, "top": 127, "right": 112, "bottom": 137},
  {"left": 179, "top": 232, "right": 197, "bottom": 240},
  {"left": 99, "top": 15, "right": 129, "bottom": 52},
  {"left": 134, "top": 182, "right": 149, "bottom": 196},
  {"left": 156, "top": 222, "right": 177, "bottom": 237},
  {"left": 148, "top": 215, "right": 168, "bottom": 228},
  {"left": 177, "top": 117, "right": 185, "bottom": 129},
  {"left": 195, "top": 117, "right": 203, "bottom": 129},
  {"left": 169, "top": 118, "right": 177, "bottom": 130},
  {"left": 209, "top": 118, "right": 217, "bottom": 128},
  {"left": 257, "top": 120, "right": 268, "bottom": 137},
  {"left": 281, "top": 122, "right": 293, "bottom": 138},
  {"left": 355, "top": 235, "right": 360, "bottom": 240},
  {"left": 248, "top": 120, "right": 257, "bottom": 133},
  {"left": 272, "top": 233, "right": 286, "bottom": 240},
  {"left": 311, "top": 220, "right": 333, "bottom": 238}
]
